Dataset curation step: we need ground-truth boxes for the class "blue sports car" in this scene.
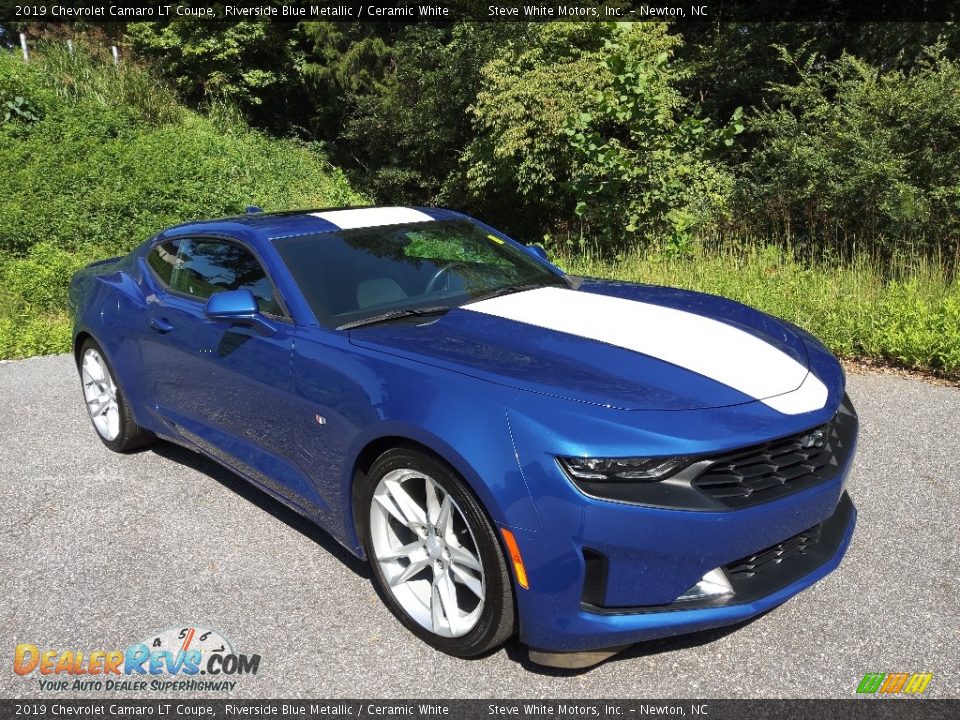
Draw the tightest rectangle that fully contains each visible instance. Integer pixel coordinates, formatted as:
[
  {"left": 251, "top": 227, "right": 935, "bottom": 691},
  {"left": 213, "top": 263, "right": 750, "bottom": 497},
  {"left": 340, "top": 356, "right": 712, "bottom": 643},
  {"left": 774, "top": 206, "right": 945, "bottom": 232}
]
[{"left": 69, "top": 206, "right": 857, "bottom": 668}]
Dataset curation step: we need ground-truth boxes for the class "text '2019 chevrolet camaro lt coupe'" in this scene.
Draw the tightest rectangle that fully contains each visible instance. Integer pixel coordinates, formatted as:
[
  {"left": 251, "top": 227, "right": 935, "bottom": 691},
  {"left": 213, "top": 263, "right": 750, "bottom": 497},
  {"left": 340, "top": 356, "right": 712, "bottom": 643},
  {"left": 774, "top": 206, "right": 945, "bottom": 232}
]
[{"left": 70, "top": 206, "right": 857, "bottom": 668}]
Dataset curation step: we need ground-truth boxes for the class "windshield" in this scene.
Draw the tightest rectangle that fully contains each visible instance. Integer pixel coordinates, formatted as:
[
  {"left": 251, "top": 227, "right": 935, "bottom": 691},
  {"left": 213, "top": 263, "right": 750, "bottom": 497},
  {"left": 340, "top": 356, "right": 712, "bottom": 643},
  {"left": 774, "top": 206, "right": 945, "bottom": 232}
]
[{"left": 273, "top": 220, "right": 566, "bottom": 328}]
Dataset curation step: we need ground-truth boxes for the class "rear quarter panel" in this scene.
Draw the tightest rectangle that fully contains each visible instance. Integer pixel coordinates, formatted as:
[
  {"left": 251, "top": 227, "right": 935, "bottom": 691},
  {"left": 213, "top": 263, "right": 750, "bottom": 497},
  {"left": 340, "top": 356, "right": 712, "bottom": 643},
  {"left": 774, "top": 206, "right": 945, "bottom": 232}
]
[{"left": 70, "top": 255, "right": 155, "bottom": 429}]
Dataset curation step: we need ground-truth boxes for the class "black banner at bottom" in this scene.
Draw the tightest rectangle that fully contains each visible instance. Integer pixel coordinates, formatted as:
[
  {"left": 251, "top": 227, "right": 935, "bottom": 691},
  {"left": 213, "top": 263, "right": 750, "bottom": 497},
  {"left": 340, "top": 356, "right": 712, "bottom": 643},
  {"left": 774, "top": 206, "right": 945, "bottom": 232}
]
[{"left": 1, "top": 700, "right": 957, "bottom": 720}]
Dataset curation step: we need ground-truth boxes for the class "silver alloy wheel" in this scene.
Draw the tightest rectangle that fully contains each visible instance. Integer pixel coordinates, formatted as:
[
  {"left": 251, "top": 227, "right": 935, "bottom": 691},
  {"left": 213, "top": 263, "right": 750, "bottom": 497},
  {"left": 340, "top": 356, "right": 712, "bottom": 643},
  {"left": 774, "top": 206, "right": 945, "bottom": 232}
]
[
  {"left": 370, "top": 468, "right": 486, "bottom": 638},
  {"left": 81, "top": 348, "right": 120, "bottom": 441}
]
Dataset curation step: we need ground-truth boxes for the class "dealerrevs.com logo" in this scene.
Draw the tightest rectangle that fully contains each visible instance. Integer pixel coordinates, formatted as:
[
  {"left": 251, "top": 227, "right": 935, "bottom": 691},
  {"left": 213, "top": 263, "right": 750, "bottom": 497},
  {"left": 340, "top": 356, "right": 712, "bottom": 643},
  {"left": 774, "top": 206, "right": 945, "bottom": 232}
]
[{"left": 14, "top": 625, "right": 260, "bottom": 692}]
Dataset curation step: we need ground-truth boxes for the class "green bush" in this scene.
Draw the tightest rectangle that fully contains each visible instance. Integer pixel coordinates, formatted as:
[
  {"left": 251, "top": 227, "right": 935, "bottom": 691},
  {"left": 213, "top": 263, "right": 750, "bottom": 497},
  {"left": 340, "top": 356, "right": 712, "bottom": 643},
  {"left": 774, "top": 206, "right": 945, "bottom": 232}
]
[
  {"left": 739, "top": 46, "right": 960, "bottom": 256},
  {"left": 462, "top": 23, "right": 739, "bottom": 250},
  {"left": 461, "top": 24, "right": 609, "bottom": 237},
  {"left": 0, "top": 243, "right": 93, "bottom": 313},
  {"left": 0, "top": 44, "right": 362, "bottom": 359},
  {"left": 0, "top": 313, "right": 73, "bottom": 360},
  {"left": 565, "top": 24, "right": 739, "bottom": 252},
  {"left": 126, "top": 21, "right": 307, "bottom": 129},
  {"left": 339, "top": 24, "right": 524, "bottom": 207}
]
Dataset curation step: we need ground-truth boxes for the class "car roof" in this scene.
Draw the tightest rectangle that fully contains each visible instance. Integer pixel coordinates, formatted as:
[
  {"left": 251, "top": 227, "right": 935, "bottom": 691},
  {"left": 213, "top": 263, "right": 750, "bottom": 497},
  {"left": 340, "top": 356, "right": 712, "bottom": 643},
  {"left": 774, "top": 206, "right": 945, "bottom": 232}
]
[{"left": 157, "top": 206, "right": 472, "bottom": 245}]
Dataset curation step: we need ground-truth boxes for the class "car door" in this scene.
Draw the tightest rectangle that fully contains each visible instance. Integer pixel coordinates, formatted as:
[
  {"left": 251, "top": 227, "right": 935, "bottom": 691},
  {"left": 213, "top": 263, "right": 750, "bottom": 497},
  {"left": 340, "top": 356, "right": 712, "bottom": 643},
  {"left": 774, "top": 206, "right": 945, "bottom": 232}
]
[{"left": 140, "top": 236, "right": 318, "bottom": 507}]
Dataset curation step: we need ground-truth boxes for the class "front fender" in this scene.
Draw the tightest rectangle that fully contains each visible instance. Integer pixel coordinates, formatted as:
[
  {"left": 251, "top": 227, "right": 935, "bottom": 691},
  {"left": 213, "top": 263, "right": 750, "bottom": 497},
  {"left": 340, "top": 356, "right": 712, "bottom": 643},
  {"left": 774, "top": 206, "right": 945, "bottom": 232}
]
[
  {"left": 292, "top": 334, "right": 544, "bottom": 556},
  {"left": 342, "top": 413, "right": 543, "bottom": 555}
]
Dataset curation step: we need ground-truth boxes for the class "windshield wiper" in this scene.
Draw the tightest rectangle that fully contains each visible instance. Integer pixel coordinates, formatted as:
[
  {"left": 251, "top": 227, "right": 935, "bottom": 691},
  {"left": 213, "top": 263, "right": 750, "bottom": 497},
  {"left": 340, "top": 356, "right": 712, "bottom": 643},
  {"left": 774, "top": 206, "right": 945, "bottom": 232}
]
[
  {"left": 338, "top": 305, "right": 452, "bottom": 330},
  {"left": 465, "top": 282, "right": 545, "bottom": 305}
]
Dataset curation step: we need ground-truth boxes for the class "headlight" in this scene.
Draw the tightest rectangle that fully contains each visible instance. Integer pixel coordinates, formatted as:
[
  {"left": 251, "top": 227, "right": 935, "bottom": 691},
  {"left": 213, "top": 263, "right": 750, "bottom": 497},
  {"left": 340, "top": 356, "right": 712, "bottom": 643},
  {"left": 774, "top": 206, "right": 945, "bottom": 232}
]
[{"left": 558, "top": 456, "right": 689, "bottom": 482}]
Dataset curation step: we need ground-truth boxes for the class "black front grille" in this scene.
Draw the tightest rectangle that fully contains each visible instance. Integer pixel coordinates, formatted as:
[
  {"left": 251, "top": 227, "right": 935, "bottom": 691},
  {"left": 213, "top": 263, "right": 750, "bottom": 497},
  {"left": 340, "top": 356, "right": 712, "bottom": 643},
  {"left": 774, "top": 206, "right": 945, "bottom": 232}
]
[
  {"left": 726, "top": 523, "right": 823, "bottom": 579},
  {"left": 691, "top": 396, "right": 857, "bottom": 509}
]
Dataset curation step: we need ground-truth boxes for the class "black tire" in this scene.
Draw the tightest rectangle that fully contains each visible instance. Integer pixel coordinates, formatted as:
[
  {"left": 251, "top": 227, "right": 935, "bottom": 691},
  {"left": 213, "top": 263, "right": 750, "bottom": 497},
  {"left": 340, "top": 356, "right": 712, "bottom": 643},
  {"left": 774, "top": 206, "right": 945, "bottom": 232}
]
[
  {"left": 358, "top": 447, "right": 516, "bottom": 657},
  {"left": 77, "top": 338, "right": 155, "bottom": 453}
]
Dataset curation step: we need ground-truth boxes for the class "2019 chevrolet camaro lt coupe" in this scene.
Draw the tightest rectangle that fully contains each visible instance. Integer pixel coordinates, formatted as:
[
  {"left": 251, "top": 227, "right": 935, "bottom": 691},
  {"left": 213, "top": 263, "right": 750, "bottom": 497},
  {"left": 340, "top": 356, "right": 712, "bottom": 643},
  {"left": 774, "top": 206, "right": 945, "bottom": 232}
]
[{"left": 70, "top": 206, "right": 858, "bottom": 668}]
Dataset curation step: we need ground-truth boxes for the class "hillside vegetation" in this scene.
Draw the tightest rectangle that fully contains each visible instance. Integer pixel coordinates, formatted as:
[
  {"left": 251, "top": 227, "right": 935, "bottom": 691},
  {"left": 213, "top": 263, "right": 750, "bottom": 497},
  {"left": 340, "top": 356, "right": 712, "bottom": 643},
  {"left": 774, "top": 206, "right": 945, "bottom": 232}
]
[
  {"left": 123, "top": 21, "right": 960, "bottom": 376},
  {"left": 128, "top": 22, "right": 960, "bottom": 256},
  {"left": 0, "top": 45, "right": 362, "bottom": 358},
  {"left": 3, "top": 24, "right": 960, "bottom": 378}
]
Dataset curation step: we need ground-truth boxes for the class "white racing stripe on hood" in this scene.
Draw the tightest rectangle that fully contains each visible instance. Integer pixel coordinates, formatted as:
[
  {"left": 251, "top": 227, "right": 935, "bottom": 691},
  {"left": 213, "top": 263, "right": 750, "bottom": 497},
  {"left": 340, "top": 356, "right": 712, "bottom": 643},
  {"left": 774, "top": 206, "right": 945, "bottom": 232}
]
[
  {"left": 464, "top": 287, "right": 828, "bottom": 414},
  {"left": 310, "top": 207, "right": 434, "bottom": 229},
  {"left": 763, "top": 372, "right": 830, "bottom": 414}
]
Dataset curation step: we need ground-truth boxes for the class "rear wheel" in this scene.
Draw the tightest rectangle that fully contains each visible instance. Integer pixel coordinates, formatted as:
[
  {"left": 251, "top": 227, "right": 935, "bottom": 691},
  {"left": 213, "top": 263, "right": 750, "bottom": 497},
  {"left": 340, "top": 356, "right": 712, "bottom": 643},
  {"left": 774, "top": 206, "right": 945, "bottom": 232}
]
[
  {"left": 77, "top": 338, "right": 154, "bottom": 453},
  {"left": 359, "top": 448, "right": 515, "bottom": 657}
]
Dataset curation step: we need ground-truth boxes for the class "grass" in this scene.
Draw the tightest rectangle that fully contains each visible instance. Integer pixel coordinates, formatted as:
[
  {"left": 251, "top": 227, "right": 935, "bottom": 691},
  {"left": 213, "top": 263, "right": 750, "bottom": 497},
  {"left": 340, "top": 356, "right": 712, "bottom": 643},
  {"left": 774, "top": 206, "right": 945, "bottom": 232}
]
[{"left": 559, "top": 245, "right": 960, "bottom": 377}]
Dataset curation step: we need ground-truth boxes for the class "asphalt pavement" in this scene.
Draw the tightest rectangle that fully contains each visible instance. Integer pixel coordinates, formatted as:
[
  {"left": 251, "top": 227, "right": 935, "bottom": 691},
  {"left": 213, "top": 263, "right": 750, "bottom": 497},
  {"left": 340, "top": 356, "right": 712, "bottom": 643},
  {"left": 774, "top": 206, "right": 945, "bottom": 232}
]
[{"left": 1, "top": 354, "right": 957, "bottom": 698}]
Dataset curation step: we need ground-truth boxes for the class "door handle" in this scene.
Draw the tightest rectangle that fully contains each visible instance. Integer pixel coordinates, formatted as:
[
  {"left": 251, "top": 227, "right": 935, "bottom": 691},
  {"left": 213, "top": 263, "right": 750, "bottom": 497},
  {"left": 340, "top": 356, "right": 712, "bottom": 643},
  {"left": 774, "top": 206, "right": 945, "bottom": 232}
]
[{"left": 150, "top": 317, "right": 174, "bottom": 334}]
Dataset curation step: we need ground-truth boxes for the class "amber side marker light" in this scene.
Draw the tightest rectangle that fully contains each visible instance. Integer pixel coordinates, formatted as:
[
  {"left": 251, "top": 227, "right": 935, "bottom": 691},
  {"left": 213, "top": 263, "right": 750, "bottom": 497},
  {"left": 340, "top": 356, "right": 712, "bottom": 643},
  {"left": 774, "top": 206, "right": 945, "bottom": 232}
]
[{"left": 500, "top": 528, "right": 530, "bottom": 589}]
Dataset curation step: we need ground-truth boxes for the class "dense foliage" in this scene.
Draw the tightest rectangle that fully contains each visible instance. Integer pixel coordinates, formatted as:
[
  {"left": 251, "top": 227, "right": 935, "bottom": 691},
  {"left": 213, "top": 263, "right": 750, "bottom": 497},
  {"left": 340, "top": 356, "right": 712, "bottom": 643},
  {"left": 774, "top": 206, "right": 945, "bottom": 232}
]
[
  {"left": 126, "top": 21, "right": 309, "bottom": 130},
  {"left": 739, "top": 47, "right": 960, "bottom": 255},
  {"left": 460, "top": 24, "right": 608, "bottom": 238},
  {"left": 119, "top": 20, "right": 960, "bottom": 259},
  {"left": 563, "top": 25, "right": 739, "bottom": 253},
  {"left": 4, "top": 20, "right": 960, "bottom": 374}
]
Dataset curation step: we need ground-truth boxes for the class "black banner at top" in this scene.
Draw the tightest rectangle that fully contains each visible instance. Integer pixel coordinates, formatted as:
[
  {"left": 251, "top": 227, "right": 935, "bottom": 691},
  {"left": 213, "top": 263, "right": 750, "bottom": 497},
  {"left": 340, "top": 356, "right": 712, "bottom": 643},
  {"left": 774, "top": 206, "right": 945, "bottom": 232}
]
[
  {"left": 0, "top": 0, "right": 958, "bottom": 24},
  {"left": 0, "top": 700, "right": 958, "bottom": 720}
]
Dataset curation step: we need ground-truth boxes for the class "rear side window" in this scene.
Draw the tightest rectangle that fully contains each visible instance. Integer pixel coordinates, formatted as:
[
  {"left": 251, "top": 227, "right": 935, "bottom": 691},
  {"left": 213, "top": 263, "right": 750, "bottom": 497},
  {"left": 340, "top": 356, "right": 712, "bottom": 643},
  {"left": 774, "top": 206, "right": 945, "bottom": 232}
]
[
  {"left": 146, "top": 240, "right": 180, "bottom": 286},
  {"left": 148, "top": 238, "right": 285, "bottom": 318}
]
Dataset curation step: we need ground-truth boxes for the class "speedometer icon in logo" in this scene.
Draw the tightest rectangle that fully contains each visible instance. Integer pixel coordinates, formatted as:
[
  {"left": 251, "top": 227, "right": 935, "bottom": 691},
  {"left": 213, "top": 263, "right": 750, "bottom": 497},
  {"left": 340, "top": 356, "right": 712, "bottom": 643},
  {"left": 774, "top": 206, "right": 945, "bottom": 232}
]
[{"left": 140, "top": 625, "right": 233, "bottom": 667}]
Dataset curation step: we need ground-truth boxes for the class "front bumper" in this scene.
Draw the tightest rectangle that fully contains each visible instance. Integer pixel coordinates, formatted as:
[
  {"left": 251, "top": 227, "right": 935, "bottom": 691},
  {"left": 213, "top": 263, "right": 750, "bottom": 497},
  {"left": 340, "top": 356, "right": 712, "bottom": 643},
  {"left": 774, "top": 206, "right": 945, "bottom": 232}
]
[
  {"left": 506, "top": 393, "right": 859, "bottom": 655},
  {"left": 520, "top": 490, "right": 857, "bottom": 656},
  {"left": 583, "top": 492, "right": 855, "bottom": 616},
  {"left": 529, "top": 491, "right": 853, "bottom": 671}
]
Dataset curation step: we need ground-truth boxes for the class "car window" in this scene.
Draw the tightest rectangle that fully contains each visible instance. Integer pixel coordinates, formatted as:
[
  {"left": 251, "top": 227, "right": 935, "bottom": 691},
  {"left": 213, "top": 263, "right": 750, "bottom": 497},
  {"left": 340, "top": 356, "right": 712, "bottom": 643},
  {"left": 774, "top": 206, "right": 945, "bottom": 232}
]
[
  {"left": 146, "top": 240, "right": 180, "bottom": 286},
  {"left": 155, "top": 238, "right": 284, "bottom": 317},
  {"left": 274, "top": 219, "right": 565, "bottom": 327},
  {"left": 403, "top": 228, "right": 511, "bottom": 266}
]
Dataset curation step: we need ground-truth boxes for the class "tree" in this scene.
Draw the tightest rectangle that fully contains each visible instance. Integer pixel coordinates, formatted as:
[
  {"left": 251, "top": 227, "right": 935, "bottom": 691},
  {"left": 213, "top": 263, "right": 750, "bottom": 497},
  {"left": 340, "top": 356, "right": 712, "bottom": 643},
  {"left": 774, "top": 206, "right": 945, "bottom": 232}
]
[
  {"left": 460, "top": 23, "right": 609, "bottom": 241},
  {"left": 740, "top": 45, "right": 960, "bottom": 255},
  {"left": 336, "top": 23, "right": 525, "bottom": 205},
  {"left": 677, "top": 22, "right": 960, "bottom": 134},
  {"left": 564, "top": 23, "right": 738, "bottom": 251},
  {"left": 126, "top": 21, "right": 307, "bottom": 131}
]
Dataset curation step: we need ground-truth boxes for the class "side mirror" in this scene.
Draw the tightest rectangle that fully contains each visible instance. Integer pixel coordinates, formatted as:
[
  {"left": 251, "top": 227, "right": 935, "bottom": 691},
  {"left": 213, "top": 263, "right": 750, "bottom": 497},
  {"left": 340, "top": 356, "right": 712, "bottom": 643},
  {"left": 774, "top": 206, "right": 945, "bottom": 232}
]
[
  {"left": 525, "top": 244, "right": 549, "bottom": 262},
  {"left": 204, "top": 289, "right": 277, "bottom": 336}
]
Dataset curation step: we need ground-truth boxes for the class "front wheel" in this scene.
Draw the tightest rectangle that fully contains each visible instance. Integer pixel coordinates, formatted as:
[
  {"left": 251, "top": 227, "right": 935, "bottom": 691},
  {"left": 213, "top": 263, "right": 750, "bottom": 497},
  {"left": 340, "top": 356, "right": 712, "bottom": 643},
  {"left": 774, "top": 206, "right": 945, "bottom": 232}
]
[
  {"left": 77, "top": 338, "right": 155, "bottom": 453},
  {"left": 359, "top": 448, "right": 515, "bottom": 657}
]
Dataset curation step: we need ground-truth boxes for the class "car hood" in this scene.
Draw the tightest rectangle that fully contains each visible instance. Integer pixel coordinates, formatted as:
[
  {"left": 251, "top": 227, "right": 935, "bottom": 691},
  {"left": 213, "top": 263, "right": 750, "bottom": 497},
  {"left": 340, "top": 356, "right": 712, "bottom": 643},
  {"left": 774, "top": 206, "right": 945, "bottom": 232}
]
[{"left": 348, "top": 281, "right": 826, "bottom": 412}]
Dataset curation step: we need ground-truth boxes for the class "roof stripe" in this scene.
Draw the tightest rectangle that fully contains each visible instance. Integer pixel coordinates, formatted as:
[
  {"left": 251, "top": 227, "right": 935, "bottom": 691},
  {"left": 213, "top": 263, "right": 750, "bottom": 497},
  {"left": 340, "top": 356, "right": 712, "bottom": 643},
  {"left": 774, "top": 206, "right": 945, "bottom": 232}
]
[{"left": 310, "top": 207, "right": 435, "bottom": 230}]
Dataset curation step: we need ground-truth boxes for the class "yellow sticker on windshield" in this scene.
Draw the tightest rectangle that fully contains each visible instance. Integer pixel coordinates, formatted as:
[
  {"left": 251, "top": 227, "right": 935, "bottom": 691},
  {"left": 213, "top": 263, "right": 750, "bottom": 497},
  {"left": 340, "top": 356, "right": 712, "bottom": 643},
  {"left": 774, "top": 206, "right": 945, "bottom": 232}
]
[{"left": 487, "top": 234, "right": 505, "bottom": 245}]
